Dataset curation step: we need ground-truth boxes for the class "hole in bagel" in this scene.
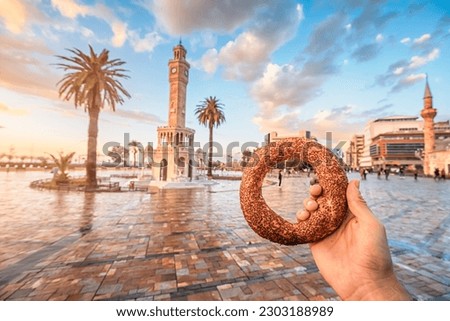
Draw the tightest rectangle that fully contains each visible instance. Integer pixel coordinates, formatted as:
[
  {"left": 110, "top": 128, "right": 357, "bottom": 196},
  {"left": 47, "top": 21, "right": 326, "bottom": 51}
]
[{"left": 261, "top": 164, "right": 313, "bottom": 224}]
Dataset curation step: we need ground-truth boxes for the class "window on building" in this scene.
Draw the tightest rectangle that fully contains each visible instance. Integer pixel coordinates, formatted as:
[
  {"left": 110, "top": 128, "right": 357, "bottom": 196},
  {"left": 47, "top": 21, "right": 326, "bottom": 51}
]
[{"left": 386, "top": 143, "right": 424, "bottom": 155}]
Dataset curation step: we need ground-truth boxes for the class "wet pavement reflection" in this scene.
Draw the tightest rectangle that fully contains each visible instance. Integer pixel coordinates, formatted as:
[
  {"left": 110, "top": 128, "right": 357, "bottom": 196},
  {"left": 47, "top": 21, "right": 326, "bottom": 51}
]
[{"left": 0, "top": 170, "right": 448, "bottom": 300}]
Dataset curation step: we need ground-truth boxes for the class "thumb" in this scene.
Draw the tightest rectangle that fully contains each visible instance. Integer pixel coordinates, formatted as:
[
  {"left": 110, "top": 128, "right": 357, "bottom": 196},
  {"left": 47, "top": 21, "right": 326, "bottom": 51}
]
[{"left": 346, "top": 179, "right": 376, "bottom": 222}]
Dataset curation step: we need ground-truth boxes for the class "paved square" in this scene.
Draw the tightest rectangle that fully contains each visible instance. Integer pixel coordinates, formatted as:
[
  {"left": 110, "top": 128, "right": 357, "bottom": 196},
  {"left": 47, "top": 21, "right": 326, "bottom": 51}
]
[{"left": 0, "top": 172, "right": 448, "bottom": 300}]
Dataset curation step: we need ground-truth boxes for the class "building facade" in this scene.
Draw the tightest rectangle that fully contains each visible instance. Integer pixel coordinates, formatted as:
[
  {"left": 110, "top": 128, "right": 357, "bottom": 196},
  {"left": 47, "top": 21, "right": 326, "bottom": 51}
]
[
  {"left": 369, "top": 130, "right": 424, "bottom": 169},
  {"left": 151, "top": 42, "right": 196, "bottom": 181},
  {"left": 357, "top": 80, "right": 449, "bottom": 173},
  {"left": 359, "top": 116, "right": 423, "bottom": 169},
  {"left": 345, "top": 134, "right": 364, "bottom": 170},
  {"left": 264, "top": 130, "right": 312, "bottom": 145}
]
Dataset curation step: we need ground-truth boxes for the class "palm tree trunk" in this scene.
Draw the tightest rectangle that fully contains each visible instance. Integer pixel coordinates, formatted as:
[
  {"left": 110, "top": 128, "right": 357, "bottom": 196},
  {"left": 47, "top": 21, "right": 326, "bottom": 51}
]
[
  {"left": 86, "top": 108, "right": 99, "bottom": 190},
  {"left": 208, "top": 125, "right": 213, "bottom": 178}
]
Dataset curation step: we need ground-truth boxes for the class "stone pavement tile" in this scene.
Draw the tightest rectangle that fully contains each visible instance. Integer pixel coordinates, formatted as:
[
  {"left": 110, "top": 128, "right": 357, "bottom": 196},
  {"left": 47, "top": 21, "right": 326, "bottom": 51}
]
[
  {"left": 194, "top": 229, "right": 242, "bottom": 250},
  {"left": 95, "top": 256, "right": 177, "bottom": 300},
  {"left": 217, "top": 277, "right": 307, "bottom": 301},
  {"left": 41, "top": 240, "right": 99, "bottom": 266},
  {"left": 0, "top": 242, "right": 47, "bottom": 270},
  {"left": 147, "top": 233, "right": 199, "bottom": 255},
  {"left": 175, "top": 251, "right": 247, "bottom": 289},
  {"left": 228, "top": 245, "right": 301, "bottom": 278},
  {"left": 286, "top": 272, "right": 338, "bottom": 300},
  {"left": 1, "top": 264, "right": 110, "bottom": 300},
  {"left": 233, "top": 228, "right": 267, "bottom": 245},
  {"left": 128, "top": 223, "right": 167, "bottom": 238},
  {"left": 185, "top": 289, "right": 222, "bottom": 301},
  {"left": 0, "top": 283, "right": 23, "bottom": 300},
  {"left": 86, "top": 237, "right": 149, "bottom": 262}
]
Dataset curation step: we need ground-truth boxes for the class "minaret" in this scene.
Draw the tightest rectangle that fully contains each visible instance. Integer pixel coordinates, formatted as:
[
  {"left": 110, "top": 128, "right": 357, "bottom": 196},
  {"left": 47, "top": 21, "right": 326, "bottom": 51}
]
[{"left": 420, "top": 76, "right": 437, "bottom": 176}]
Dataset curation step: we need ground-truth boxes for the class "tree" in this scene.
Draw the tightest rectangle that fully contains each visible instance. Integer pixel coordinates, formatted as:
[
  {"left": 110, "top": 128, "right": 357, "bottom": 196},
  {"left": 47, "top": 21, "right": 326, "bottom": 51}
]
[
  {"left": 49, "top": 152, "right": 76, "bottom": 183},
  {"left": 195, "top": 96, "right": 226, "bottom": 178},
  {"left": 56, "top": 46, "right": 131, "bottom": 190},
  {"left": 128, "top": 140, "right": 140, "bottom": 167}
]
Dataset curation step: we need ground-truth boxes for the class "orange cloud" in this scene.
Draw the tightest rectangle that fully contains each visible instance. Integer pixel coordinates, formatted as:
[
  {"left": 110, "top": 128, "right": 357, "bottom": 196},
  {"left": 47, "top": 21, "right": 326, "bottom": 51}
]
[
  {"left": 0, "top": 0, "right": 27, "bottom": 33},
  {"left": 0, "top": 102, "right": 29, "bottom": 116}
]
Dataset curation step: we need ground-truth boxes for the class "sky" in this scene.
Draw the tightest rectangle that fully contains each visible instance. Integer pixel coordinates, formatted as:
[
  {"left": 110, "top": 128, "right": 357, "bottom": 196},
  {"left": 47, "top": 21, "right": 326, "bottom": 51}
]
[{"left": 1, "top": 0, "right": 450, "bottom": 162}]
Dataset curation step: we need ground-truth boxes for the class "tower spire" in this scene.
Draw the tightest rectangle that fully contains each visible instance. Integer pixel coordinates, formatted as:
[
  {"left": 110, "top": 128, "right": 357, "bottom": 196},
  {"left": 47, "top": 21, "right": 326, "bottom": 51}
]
[
  {"left": 420, "top": 76, "right": 437, "bottom": 176},
  {"left": 424, "top": 74, "right": 432, "bottom": 100}
]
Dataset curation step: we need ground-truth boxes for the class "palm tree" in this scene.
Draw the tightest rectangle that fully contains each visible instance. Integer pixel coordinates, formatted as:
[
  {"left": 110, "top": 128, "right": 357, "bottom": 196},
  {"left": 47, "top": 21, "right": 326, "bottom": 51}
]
[
  {"left": 128, "top": 140, "right": 140, "bottom": 167},
  {"left": 195, "top": 96, "right": 226, "bottom": 178},
  {"left": 49, "top": 152, "right": 76, "bottom": 183},
  {"left": 56, "top": 46, "right": 131, "bottom": 190}
]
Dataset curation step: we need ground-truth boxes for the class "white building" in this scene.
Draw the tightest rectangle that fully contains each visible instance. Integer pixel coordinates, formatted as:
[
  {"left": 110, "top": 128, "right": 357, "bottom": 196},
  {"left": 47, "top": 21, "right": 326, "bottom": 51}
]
[{"left": 359, "top": 116, "right": 423, "bottom": 168}]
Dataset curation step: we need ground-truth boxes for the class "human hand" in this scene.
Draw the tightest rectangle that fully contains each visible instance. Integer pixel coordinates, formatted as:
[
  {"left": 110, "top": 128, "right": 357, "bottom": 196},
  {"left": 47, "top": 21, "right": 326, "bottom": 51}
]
[{"left": 307, "top": 180, "right": 411, "bottom": 300}]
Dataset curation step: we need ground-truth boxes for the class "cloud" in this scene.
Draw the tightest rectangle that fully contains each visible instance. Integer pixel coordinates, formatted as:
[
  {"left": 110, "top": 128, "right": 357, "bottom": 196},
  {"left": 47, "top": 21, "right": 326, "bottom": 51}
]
[
  {"left": 128, "top": 30, "right": 163, "bottom": 53},
  {"left": 250, "top": 8, "right": 354, "bottom": 136},
  {"left": 148, "top": 0, "right": 268, "bottom": 35},
  {"left": 251, "top": 62, "right": 332, "bottom": 110},
  {"left": 0, "top": 102, "right": 29, "bottom": 116},
  {"left": 196, "top": 1, "right": 302, "bottom": 81},
  {"left": 111, "top": 21, "right": 128, "bottom": 47},
  {"left": 400, "top": 37, "right": 411, "bottom": 44},
  {"left": 0, "top": 34, "right": 59, "bottom": 100},
  {"left": 51, "top": 0, "right": 89, "bottom": 19},
  {"left": 200, "top": 48, "right": 219, "bottom": 74},
  {"left": 390, "top": 73, "right": 426, "bottom": 93},
  {"left": 108, "top": 109, "right": 164, "bottom": 125},
  {"left": 216, "top": 32, "right": 275, "bottom": 81},
  {"left": 376, "top": 48, "right": 439, "bottom": 92},
  {"left": 250, "top": 1, "right": 403, "bottom": 138},
  {"left": 413, "top": 33, "right": 431, "bottom": 44},
  {"left": 408, "top": 48, "right": 439, "bottom": 69},
  {"left": 339, "top": 1, "right": 398, "bottom": 64},
  {"left": 348, "top": 1, "right": 398, "bottom": 34},
  {"left": 254, "top": 103, "right": 393, "bottom": 143},
  {"left": 304, "top": 13, "right": 345, "bottom": 56},
  {"left": 351, "top": 43, "right": 381, "bottom": 62},
  {"left": 0, "top": 0, "right": 46, "bottom": 34},
  {"left": 0, "top": 0, "right": 27, "bottom": 33},
  {"left": 50, "top": 0, "right": 162, "bottom": 53}
]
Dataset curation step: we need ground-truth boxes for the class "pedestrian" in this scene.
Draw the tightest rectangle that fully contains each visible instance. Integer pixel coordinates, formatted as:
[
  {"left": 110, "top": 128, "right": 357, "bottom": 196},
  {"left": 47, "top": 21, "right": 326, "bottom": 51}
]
[
  {"left": 441, "top": 169, "right": 446, "bottom": 181},
  {"left": 385, "top": 168, "right": 390, "bottom": 180},
  {"left": 414, "top": 169, "right": 418, "bottom": 180},
  {"left": 434, "top": 168, "right": 440, "bottom": 181},
  {"left": 363, "top": 169, "right": 368, "bottom": 180},
  {"left": 377, "top": 169, "right": 382, "bottom": 179},
  {"left": 278, "top": 170, "right": 282, "bottom": 187},
  {"left": 359, "top": 168, "right": 365, "bottom": 180}
]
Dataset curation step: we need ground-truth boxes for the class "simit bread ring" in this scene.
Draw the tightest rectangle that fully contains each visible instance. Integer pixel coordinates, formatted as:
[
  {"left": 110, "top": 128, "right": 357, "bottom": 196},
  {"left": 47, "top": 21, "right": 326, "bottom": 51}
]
[{"left": 239, "top": 137, "right": 348, "bottom": 245}]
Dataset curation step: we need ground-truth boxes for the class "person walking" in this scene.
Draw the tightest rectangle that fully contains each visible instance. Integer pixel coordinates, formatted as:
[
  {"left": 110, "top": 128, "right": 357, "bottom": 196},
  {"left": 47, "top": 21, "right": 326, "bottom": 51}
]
[
  {"left": 384, "top": 168, "right": 390, "bottom": 180},
  {"left": 359, "top": 168, "right": 365, "bottom": 180},
  {"left": 434, "top": 168, "right": 440, "bottom": 181},
  {"left": 278, "top": 170, "right": 282, "bottom": 187},
  {"left": 441, "top": 168, "right": 446, "bottom": 181}
]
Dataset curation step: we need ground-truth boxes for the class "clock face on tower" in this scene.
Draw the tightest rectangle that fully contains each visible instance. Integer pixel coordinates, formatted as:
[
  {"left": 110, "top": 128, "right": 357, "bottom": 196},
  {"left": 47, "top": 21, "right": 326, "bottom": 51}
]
[{"left": 171, "top": 67, "right": 177, "bottom": 73}]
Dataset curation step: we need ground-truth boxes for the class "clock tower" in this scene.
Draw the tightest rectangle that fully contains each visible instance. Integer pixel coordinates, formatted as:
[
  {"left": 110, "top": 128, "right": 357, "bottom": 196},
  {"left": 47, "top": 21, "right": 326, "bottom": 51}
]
[
  {"left": 168, "top": 42, "right": 190, "bottom": 128},
  {"left": 152, "top": 42, "right": 196, "bottom": 183}
]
